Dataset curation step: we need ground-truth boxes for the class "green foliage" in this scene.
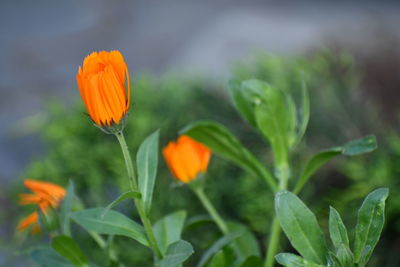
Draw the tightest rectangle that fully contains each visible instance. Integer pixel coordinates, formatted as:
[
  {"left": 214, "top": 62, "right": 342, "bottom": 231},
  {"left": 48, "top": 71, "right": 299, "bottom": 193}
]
[
  {"left": 153, "top": 210, "right": 187, "bottom": 255},
  {"left": 30, "top": 247, "right": 73, "bottom": 267},
  {"left": 158, "top": 240, "right": 194, "bottom": 267},
  {"left": 71, "top": 208, "right": 149, "bottom": 246},
  {"left": 137, "top": 130, "right": 160, "bottom": 214},
  {"left": 51, "top": 235, "right": 88, "bottom": 267},
  {"left": 354, "top": 188, "right": 389, "bottom": 264},
  {"left": 275, "top": 191, "right": 328, "bottom": 265},
  {"left": 14, "top": 51, "right": 399, "bottom": 266},
  {"left": 275, "top": 188, "right": 389, "bottom": 267}
]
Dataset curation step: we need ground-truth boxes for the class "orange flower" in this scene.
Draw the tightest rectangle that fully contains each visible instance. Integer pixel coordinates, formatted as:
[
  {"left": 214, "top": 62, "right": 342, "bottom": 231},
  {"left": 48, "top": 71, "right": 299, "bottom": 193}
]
[
  {"left": 76, "top": 50, "right": 130, "bottom": 127},
  {"left": 163, "top": 136, "right": 211, "bottom": 183},
  {"left": 17, "top": 179, "right": 66, "bottom": 234}
]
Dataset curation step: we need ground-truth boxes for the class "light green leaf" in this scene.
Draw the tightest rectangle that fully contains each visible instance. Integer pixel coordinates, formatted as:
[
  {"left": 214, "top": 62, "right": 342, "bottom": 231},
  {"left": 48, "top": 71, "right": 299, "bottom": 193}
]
[
  {"left": 294, "top": 77, "right": 310, "bottom": 147},
  {"left": 197, "top": 232, "right": 243, "bottom": 267},
  {"left": 60, "top": 180, "right": 75, "bottom": 236},
  {"left": 354, "top": 188, "right": 389, "bottom": 264},
  {"left": 275, "top": 191, "right": 328, "bottom": 264},
  {"left": 71, "top": 208, "right": 149, "bottom": 247},
  {"left": 293, "top": 135, "right": 377, "bottom": 194},
  {"left": 329, "top": 206, "right": 349, "bottom": 249},
  {"left": 335, "top": 244, "right": 354, "bottom": 267},
  {"left": 154, "top": 210, "right": 187, "bottom": 255},
  {"left": 30, "top": 247, "right": 73, "bottom": 267},
  {"left": 275, "top": 253, "right": 325, "bottom": 267},
  {"left": 227, "top": 79, "right": 257, "bottom": 127},
  {"left": 252, "top": 80, "right": 289, "bottom": 166},
  {"left": 51, "top": 235, "right": 88, "bottom": 267},
  {"left": 101, "top": 191, "right": 141, "bottom": 219},
  {"left": 158, "top": 240, "right": 194, "bottom": 267},
  {"left": 137, "top": 129, "right": 159, "bottom": 213},
  {"left": 180, "top": 120, "right": 277, "bottom": 192}
]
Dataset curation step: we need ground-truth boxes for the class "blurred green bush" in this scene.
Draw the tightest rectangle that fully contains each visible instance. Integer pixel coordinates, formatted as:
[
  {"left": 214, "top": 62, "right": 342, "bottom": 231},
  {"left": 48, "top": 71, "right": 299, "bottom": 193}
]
[{"left": 10, "top": 50, "right": 400, "bottom": 266}]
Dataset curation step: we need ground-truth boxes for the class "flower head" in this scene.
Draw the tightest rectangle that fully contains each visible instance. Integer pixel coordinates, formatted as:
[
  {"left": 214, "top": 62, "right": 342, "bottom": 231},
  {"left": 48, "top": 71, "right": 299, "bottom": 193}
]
[
  {"left": 76, "top": 50, "right": 130, "bottom": 129},
  {"left": 163, "top": 135, "right": 211, "bottom": 183},
  {"left": 17, "top": 179, "right": 66, "bottom": 234}
]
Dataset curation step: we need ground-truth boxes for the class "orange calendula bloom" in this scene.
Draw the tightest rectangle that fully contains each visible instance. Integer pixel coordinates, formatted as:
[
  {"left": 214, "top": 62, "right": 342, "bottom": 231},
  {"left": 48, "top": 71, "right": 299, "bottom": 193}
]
[
  {"left": 17, "top": 179, "right": 66, "bottom": 234},
  {"left": 76, "top": 50, "right": 130, "bottom": 127},
  {"left": 163, "top": 135, "right": 211, "bottom": 183}
]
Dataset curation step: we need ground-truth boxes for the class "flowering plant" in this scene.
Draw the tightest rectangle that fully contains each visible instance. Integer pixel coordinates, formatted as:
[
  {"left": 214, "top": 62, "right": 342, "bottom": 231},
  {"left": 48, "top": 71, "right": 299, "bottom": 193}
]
[{"left": 18, "top": 50, "right": 388, "bottom": 267}]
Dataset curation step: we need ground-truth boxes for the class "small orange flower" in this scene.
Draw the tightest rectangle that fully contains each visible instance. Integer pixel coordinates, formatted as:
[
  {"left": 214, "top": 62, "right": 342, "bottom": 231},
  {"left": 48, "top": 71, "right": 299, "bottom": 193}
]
[
  {"left": 76, "top": 50, "right": 130, "bottom": 127},
  {"left": 163, "top": 136, "right": 211, "bottom": 183},
  {"left": 17, "top": 179, "right": 66, "bottom": 234}
]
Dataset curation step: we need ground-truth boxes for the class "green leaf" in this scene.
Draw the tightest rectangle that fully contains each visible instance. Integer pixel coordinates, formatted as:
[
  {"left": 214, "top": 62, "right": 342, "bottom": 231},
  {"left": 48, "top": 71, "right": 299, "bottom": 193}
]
[
  {"left": 30, "top": 247, "right": 73, "bottom": 267},
  {"left": 154, "top": 210, "right": 187, "bottom": 255},
  {"left": 227, "top": 79, "right": 257, "bottom": 127},
  {"left": 293, "top": 135, "right": 377, "bottom": 194},
  {"left": 329, "top": 206, "right": 350, "bottom": 249},
  {"left": 60, "top": 180, "right": 75, "bottom": 236},
  {"left": 227, "top": 222, "right": 260, "bottom": 260},
  {"left": 207, "top": 250, "right": 227, "bottom": 267},
  {"left": 184, "top": 215, "right": 213, "bottom": 231},
  {"left": 101, "top": 191, "right": 141, "bottom": 219},
  {"left": 71, "top": 208, "right": 149, "bottom": 247},
  {"left": 238, "top": 256, "right": 263, "bottom": 267},
  {"left": 294, "top": 76, "right": 310, "bottom": 147},
  {"left": 158, "top": 240, "right": 194, "bottom": 267},
  {"left": 251, "top": 80, "right": 289, "bottom": 165},
  {"left": 137, "top": 129, "right": 159, "bottom": 214},
  {"left": 180, "top": 120, "right": 277, "bottom": 192},
  {"left": 51, "top": 235, "right": 88, "bottom": 267},
  {"left": 358, "top": 245, "right": 372, "bottom": 267},
  {"left": 275, "top": 253, "right": 325, "bottom": 267},
  {"left": 342, "top": 135, "right": 377, "bottom": 156},
  {"left": 275, "top": 191, "right": 328, "bottom": 264},
  {"left": 197, "top": 232, "right": 243, "bottom": 267},
  {"left": 335, "top": 244, "right": 354, "bottom": 267},
  {"left": 354, "top": 188, "right": 389, "bottom": 264}
]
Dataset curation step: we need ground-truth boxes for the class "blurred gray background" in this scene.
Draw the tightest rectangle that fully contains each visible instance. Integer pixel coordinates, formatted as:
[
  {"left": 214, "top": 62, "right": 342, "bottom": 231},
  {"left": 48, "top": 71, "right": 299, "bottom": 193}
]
[{"left": 0, "top": 0, "right": 399, "bottom": 185}]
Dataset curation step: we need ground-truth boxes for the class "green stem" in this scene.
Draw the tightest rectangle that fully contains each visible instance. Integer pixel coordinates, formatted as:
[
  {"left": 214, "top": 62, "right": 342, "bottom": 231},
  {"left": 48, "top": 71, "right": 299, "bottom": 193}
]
[
  {"left": 264, "top": 163, "right": 289, "bottom": 267},
  {"left": 115, "top": 132, "right": 163, "bottom": 260},
  {"left": 265, "top": 218, "right": 281, "bottom": 267},
  {"left": 192, "top": 186, "right": 229, "bottom": 235}
]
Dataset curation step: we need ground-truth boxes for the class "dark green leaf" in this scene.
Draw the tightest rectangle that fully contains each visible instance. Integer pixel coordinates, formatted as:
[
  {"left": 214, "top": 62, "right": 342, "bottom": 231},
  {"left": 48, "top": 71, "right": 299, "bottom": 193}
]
[
  {"left": 30, "top": 247, "right": 73, "bottom": 267},
  {"left": 158, "top": 240, "right": 194, "bottom": 267},
  {"left": 207, "top": 250, "right": 227, "bottom": 267},
  {"left": 354, "top": 188, "right": 389, "bottom": 264},
  {"left": 137, "top": 129, "right": 159, "bottom": 213},
  {"left": 227, "top": 222, "right": 260, "bottom": 259},
  {"left": 294, "top": 135, "right": 377, "bottom": 194},
  {"left": 238, "top": 256, "right": 263, "bottom": 267},
  {"left": 154, "top": 210, "right": 187, "bottom": 255},
  {"left": 51, "top": 235, "right": 88, "bottom": 267},
  {"left": 197, "top": 232, "right": 243, "bottom": 267},
  {"left": 71, "top": 208, "right": 148, "bottom": 247},
  {"left": 101, "top": 191, "right": 141, "bottom": 219},
  {"left": 180, "top": 120, "right": 277, "bottom": 192},
  {"left": 184, "top": 215, "right": 213, "bottom": 231},
  {"left": 329, "top": 206, "right": 350, "bottom": 249},
  {"left": 275, "top": 191, "right": 328, "bottom": 264},
  {"left": 275, "top": 253, "right": 325, "bottom": 267},
  {"left": 60, "top": 180, "right": 75, "bottom": 236}
]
